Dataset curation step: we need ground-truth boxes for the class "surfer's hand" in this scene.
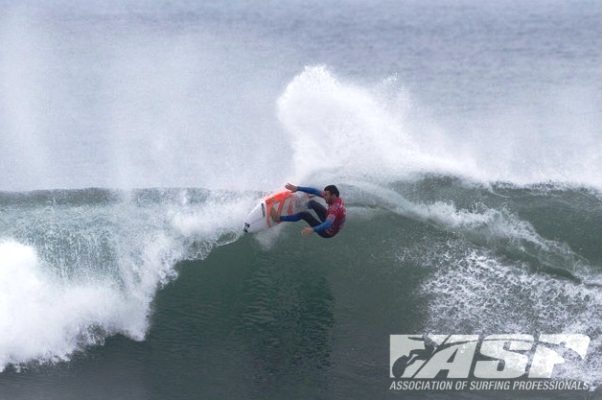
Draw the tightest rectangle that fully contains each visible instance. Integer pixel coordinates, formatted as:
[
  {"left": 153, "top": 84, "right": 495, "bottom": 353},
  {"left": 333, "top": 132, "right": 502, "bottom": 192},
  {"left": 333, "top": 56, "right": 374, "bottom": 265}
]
[
  {"left": 285, "top": 183, "right": 298, "bottom": 192},
  {"left": 301, "top": 227, "right": 313, "bottom": 236}
]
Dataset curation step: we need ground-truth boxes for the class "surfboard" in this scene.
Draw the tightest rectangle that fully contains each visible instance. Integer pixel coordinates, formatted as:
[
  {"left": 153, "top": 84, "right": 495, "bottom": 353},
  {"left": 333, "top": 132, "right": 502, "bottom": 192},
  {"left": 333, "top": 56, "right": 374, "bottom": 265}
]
[{"left": 243, "top": 190, "right": 314, "bottom": 233}]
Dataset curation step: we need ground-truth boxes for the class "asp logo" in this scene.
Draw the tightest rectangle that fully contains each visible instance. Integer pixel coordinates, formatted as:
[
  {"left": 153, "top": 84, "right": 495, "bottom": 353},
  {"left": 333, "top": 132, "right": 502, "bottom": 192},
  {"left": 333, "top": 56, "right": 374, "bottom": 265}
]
[{"left": 390, "top": 334, "right": 590, "bottom": 379}]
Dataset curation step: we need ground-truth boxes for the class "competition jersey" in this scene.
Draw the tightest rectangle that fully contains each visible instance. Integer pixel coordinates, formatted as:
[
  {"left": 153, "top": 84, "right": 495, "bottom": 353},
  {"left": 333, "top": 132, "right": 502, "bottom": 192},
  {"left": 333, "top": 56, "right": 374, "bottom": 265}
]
[{"left": 324, "top": 197, "right": 346, "bottom": 236}]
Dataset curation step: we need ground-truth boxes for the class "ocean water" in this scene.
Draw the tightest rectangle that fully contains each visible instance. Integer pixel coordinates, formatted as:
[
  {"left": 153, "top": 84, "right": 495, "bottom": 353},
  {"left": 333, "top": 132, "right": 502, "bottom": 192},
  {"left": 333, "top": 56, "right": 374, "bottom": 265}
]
[{"left": 0, "top": 1, "right": 600, "bottom": 399}]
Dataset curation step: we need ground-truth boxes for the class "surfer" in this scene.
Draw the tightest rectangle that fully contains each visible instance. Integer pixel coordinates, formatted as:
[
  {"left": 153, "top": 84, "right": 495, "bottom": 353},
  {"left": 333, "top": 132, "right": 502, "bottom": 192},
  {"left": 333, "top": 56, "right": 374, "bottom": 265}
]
[{"left": 271, "top": 183, "right": 346, "bottom": 238}]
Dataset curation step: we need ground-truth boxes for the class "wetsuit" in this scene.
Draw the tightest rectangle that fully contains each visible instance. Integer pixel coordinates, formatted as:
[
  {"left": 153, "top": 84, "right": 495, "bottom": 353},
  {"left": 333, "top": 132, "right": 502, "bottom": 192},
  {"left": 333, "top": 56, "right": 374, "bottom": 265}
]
[{"left": 279, "top": 186, "right": 346, "bottom": 238}]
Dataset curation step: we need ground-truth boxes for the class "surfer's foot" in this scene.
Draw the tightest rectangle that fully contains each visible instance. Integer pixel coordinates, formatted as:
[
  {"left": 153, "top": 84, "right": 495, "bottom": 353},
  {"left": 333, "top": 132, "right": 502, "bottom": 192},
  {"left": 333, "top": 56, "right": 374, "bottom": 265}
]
[{"left": 270, "top": 208, "right": 280, "bottom": 223}]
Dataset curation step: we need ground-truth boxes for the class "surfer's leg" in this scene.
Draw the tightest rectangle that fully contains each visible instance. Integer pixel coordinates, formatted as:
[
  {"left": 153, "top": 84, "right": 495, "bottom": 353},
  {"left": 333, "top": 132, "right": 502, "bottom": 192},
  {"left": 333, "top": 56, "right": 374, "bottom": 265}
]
[
  {"left": 280, "top": 211, "right": 321, "bottom": 227},
  {"left": 272, "top": 203, "right": 331, "bottom": 238},
  {"left": 277, "top": 209, "right": 333, "bottom": 239},
  {"left": 273, "top": 200, "right": 325, "bottom": 225},
  {"left": 299, "top": 211, "right": 321, "bottom": 227},
  {"left": 278, "top": 213, "right": 301, "bottom": 222},
  {"left": 308, "top": 200, "right": 327, "bottom": 222},
  {"left": 307, "top": 201, "right": 333, "bottom": 238}
]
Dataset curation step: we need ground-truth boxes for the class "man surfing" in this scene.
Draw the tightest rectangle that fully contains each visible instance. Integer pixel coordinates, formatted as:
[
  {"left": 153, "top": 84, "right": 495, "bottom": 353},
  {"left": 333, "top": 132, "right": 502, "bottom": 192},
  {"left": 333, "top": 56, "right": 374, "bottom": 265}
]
[{"left": 271, "top": 183, "right": 346, "bottom": 238}]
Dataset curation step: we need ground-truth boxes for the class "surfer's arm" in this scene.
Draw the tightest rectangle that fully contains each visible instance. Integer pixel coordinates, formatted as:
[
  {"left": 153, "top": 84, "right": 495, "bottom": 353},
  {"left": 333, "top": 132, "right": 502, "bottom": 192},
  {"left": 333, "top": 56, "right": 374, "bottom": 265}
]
[
  {"left": 312, "top": 214, "right": 335, "bottom": 233},
  {"left": 285, "top": 183, "right": 323, "bottom": 196},
  {"left": 295, "top": 186, "right": 322, "bottom": 197}
]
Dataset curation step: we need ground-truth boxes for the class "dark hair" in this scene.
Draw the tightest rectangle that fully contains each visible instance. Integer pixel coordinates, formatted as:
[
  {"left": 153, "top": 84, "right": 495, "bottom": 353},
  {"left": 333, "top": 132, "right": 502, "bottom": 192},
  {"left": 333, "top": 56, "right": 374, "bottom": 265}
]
[{"left": 323, "top": 185, "right": 339, "bottom": 197}]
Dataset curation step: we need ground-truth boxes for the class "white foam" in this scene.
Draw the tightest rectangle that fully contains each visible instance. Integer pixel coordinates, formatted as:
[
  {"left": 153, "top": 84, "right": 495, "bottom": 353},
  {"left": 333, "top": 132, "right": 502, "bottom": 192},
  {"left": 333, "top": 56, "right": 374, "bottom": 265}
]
[
  {"left": 401, "top": 240, "right": 602, "bottom": 386},
  {"left": 0, "top": 239, "right": 145, "bottom": 371}
]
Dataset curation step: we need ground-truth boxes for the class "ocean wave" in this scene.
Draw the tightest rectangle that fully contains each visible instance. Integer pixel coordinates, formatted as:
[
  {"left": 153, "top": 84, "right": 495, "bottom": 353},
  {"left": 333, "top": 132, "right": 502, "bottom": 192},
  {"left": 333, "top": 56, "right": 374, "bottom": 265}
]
[{"left": 0, "top": 181, "right": 599, "bottom": 381}]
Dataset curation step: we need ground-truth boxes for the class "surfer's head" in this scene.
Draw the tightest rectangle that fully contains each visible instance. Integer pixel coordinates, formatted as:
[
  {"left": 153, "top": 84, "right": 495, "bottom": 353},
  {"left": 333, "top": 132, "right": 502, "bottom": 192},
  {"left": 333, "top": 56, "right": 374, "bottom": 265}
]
[{"left": 324, "top": 185, "right": 339, "bottom": 197}]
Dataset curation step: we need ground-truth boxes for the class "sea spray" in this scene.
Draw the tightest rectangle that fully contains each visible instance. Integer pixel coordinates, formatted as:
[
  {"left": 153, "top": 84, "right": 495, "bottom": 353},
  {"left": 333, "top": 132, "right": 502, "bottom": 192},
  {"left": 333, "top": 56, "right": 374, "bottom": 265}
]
[{"left": 277, "top": 66, "right": 601, "bottom": 189}]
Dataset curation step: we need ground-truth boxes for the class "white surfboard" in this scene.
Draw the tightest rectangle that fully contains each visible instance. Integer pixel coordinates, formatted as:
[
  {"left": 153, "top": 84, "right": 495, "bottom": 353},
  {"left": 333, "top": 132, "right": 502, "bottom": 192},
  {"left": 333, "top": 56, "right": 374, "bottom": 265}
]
[{"left": 243, "top": 190, "right": 314, "bottom": 233}]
